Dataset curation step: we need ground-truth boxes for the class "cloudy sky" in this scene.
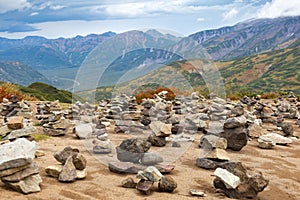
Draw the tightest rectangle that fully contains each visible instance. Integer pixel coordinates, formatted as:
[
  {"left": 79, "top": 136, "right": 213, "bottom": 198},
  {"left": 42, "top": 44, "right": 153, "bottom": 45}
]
[{"left": 0, "top": 0, "right": 299, "bottom": 38}]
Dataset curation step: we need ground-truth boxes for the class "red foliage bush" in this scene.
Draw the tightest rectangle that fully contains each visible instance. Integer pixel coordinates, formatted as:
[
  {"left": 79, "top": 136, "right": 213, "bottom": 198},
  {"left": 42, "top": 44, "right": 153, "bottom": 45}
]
[{"left": 135, "top": 86, "right": 176, "bottom": 104}]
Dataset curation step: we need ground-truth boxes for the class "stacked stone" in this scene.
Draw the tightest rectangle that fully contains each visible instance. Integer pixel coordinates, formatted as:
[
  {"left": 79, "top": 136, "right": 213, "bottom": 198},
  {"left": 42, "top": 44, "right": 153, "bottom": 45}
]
[
  {"left": 172, "top": 96, "right": 185, "bottom": 114},
  {"left": 2, "top": 116, "right": 38, "bottom": 140},
  {"left": 92, "top": 120, "right": 112, "bottom": 154},
  {"left": 148, "top": 121, "right": 171, "bottom": 147},
  {"left": 16, "top": 101, "right": 33, "bottom": 119},
  {"left": 45, "top": 146, "right": 87, "bottom": 182},
  {"left": 135, "top": 166, "right": 177, "bottom": 194},
  {"left": 42, "top": 112, "right": 72, "bottom": 136},
  {"left": 196, "top": 134, "right": 229, "bottom": 169},
  {"left": 0, "top": 138, "right": 42, "bottom": 194},
  {"left": 220, "top": 105, "right": 248, "bottom": 151},
  {"left": 106, "top": 94, "right": 129, "bottom": 120},
  {"left": 254, "top": 102, "right": 276, "bottom": 123},
  {"left": 140, "top": 99, "right": 155, "bottom": 126},
  {"left": 1, "top": 95, "right": 21, "bottom": 121},
  {"left": 70, "top": 101, "right": 97, "bottom": 121}
]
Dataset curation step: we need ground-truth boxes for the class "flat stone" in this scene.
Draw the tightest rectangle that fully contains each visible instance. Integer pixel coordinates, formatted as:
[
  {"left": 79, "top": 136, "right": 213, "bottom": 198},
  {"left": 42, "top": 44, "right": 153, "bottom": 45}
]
[
  {"left": 2, "top": 174, "right": 42, "bottom": 194},
  {"left": 58, "top": 156, "right": 77, "bottom": 182},
  {"left": 259, "top": 133, "right": 292, "bottom": 145},
  {"left": 199, "top": 134, "right": 227, "bottom": 150},
  {"left": 43, "top": 128, "right": 66, "bottom": 136},
  {"left": 158, "top": 176, "right": 177, "bottom": 193},
  {"left": 45, "top": 165, "right": 62, "bottom": 178},
  {"left": 0, "top": 138, "right": 37, "bottom": 171},
  {"left": 93, "top": 146, "right": 112, "bottom": 154},
  {"left": 52, "top": 118, "right": 72, "bottom": 130},
  {"left": 1, "top": 162, "right": 39, "bottom": 182},
  {"left": 201, "top": 149, "right": 230, "bottom": 161},
  {"left": 141, "top": 152, "right": 164, "bottom": 165},
  {"left": 92, "top": 139, "right": 111, "bottom": 149},
  {"left": 0, "top": 164, "right": 30, "bottom": 178},
  {"left": 155, "top": 164, "right": 175, "bottom": 174},
  {"left": 190, "top": 189, "right": 206, "bottom": 197},
  {"left": 214, "top": 168, "right": 241, "bottom": 189},
  {"left": 5, "top": 126, "right": 37, "bottom": 140},
  {"left": 0, "top": 125, "right": 12, "bottom": 137},
  {"left": 224, "top": 116, "right": 246, "bottom": 129},
  {"left": 196, "top": 158, "right": 227, "bottom": 170},
  {"left": 136, "top": 180, "right": 154, "bottom": 195},
  {"left": 121, "top": 177, "right": 137, "bottom": 188},
  {"left": 7, "top": 116, "right": 24, "bottom": 130},
  {"left": 258, "top": 138, "right": 276, "bottom": 149},
  {"left": 108, "top": 162, "right": 146, "bottom": 174}
]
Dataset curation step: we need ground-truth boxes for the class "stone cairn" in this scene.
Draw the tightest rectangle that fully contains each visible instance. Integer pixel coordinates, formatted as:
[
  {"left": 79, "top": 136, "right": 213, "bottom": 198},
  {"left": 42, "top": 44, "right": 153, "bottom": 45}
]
[
  {"left": 0, "top": 138, "right": 42, "bottom": 194},
  {"left": 45, "top": 146, "right": 87, "bottom": 182}
]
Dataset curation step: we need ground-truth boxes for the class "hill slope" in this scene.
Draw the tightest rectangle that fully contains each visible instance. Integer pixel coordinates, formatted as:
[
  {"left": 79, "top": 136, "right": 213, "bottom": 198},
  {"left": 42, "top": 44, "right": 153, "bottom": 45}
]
[{"left": 0, "top": 61, "right": 51, "bottom": 86}]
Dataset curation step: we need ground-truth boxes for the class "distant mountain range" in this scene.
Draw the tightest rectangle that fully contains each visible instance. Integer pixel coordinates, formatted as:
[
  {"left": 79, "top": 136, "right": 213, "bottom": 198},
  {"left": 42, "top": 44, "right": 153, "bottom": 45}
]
[{"left": 0, "top": 16, "right": 299, "bottom": 91}]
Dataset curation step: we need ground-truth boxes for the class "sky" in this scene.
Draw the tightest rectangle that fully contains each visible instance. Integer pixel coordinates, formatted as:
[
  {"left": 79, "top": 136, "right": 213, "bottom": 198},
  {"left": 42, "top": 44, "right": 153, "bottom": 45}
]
[{"left": 0, "top": 0, "right": 299, "bottom": 39}]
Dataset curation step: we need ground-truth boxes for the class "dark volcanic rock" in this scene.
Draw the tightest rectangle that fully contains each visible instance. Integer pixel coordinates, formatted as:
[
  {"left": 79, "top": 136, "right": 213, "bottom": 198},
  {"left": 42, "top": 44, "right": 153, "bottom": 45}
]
[
  {"left": 196, "top": 158, "right": 228, "bottom": 170},
  {"left": 158, "top": 176, "right": 177, "bottom": 193},
  {"left": 213, "top": 162, "right": 269, "bottom": 199},
  {"left": 117, "top": 138, "right": 151, "bottom": 163},
  {"left": 148, "top": 134, "right": 167, "bottom": 147},
  {"left": 221, "top": 127, "right": 248, "bottom": 151},
  {"left": 54, "top": 146, "right": 79, "bottom": 165}
]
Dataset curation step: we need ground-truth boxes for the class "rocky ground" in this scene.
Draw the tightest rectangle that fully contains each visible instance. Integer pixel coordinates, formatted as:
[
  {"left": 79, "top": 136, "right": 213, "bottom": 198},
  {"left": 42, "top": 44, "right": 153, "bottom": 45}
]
[{"left": 0, "top": 93, "right": 299, "bottom": 200}]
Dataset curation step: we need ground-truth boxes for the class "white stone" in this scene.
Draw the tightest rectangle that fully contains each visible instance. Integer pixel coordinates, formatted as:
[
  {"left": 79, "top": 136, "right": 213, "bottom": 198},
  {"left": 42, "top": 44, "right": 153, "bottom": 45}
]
[
  {"left": 75, "top": 124, "right": 93, "bottom": 139},
  {"left": 259, "top": 133, "right": 292, "bottom": 145},
  {"left": 214, "top": 168, "right": 241, "bottom": 189},
  {"left": 0, "top": 138, "right": 37, "bottom": 171}
]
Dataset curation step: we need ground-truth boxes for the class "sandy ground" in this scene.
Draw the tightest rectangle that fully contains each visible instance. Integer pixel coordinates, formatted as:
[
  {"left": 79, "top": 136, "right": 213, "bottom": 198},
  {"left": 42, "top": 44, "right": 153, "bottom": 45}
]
[{"left": 0, "top": 113, "right": 299, "bottom": 200}]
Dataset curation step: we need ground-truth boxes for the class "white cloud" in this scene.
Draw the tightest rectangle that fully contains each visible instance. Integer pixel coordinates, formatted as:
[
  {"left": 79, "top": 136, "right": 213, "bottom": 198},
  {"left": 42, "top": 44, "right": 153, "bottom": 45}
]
[
  {"left": 223, "top": 8, "right": 239, "bottom": 20},
  {"left": 196, "top": 17, "right": 205, "bottom": 22},
  {"left": 0, "top": 0, "right": 31, "bottom": 13},
  {"left": 258, "top": 0, "right": 300, "bottom": 18},
  {"left": 30, "top": 12, "right": 39, "bottom": 16}
]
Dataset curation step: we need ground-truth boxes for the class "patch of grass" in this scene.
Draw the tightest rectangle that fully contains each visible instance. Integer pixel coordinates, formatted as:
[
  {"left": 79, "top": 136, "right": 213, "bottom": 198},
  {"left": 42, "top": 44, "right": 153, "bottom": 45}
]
[
  {"left": 33, "top": 122, "right": 42, "bottom": 126},
  {"left": 31, "top": 134, "right": 52, "bottom": 141}
]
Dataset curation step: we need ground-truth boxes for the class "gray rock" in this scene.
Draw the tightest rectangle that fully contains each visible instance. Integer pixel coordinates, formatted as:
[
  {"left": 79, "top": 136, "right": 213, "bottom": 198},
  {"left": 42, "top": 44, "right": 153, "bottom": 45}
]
[
  {"left": 117, "top": 138, "right": 151, "bottom": 163},
  {"left": 5, "top": 126, "right": 37, "bottom": 140},
  {"left": 247, "top": 123, "right": 265, "bottom": 138},
  {"left": 1, "top": 162, "right": 39, "bottom": 182},
  {"left": 2, "top": 174, "right": 42, "bottom": 194},
  {"left": 280, "top": 122, "right": 294, "bottom": 136},
  {"left": 224, "top": 116, "right": 246, "bottom": 129},
  {"left": 58, "top": 156, "right": 77, "bottom": 182},
  {"left": 0, "top": 125, "right": 12, "bottom": 137},
  {"left": 108, "top": 162, "right": 145, "bottom": 174},
  {"left": 172, "top": 141, "right": 181, "bottom": 148},
  {"left": 220, "top": 127, "right": 248, "bottom": 151},
  {"left": 141, "top": 152, "right": 163, "bottom": 165},
  {"left": 54, "top": 146, "right": 79, "bottom": 165},
  {"left": 158, "top": 176, "right": 177, "bottom": 193},
  {"left": 199, "top": 135, "right": 227, "bottom": 150},
  {"left": 43, "top": 128, "right": 66, "bottom": 136},
  {"left": 0, "top": 138, "right": 37, "bottom": 171},
  {"left": 0, "top": 164, "right": 30, "bottom": 178},
  {"left": 196, "top": 158, "right": 227, "bottom": 170},
  {"left": 189, "top": 189, "right": 206, "bottom": 197},
  {"left": 93, "top": 146, "right": 112, "bottom": 154}
]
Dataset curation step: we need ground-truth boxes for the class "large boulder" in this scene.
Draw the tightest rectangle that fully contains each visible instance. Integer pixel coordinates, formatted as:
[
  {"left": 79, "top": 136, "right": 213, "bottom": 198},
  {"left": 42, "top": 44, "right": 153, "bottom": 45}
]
[{"left": 220, "top": 127, "right": 248, "bottom": 151}]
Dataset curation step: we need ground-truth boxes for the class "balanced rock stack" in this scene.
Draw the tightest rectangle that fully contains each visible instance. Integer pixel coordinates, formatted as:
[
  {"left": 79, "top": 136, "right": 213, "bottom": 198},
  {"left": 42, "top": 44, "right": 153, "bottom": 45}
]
[
  {"left": 1, "top": 95, "right": 21, "bottom": 120},
  {"left": 213, "top": 161, "right": 269, "bottom": 199},
  {"left": 148, "top": 121, "right": 171, "bottom": 147},
  {"left": 92, "top": 120, "right": 112, "bottom": 154},
  {"left": 196, "top": 134, "right": 229, "bottom": 169},
  {"left": 220, "top": 105, "right": 248, "bottom": 151},
  {"left": 134, "top": 166, "right": 177, "bottom": 195},
  {"left": 42, "top": 112, "right": 72, "bottom": 137},
  {"left": 45, "top": 146, "right": 87, "bottom": 182},
  {"left": 3, "top": 116, "right": 38, "bottom": 140},
  {"left": 0, "top": 138, "right": 42, "bottom": 194}
]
